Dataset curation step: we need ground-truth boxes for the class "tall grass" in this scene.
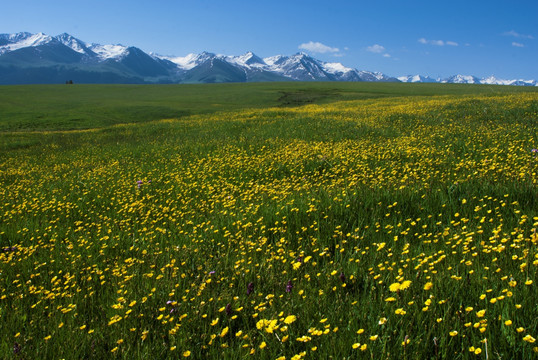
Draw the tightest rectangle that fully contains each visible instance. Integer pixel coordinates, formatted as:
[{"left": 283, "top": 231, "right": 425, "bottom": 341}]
[{"left": 0, "top": 85, "right": 537, "bottom": 359}]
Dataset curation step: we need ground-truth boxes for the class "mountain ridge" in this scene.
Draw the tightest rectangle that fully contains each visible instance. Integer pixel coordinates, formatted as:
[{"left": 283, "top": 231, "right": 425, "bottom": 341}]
[{"left": 0, "top": 32, "right": 536, "bottom": 86}]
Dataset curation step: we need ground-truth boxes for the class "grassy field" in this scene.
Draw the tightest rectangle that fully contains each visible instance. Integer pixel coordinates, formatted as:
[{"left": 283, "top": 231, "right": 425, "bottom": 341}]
[
  {"left": 0, "top": 82, "right": 537, "bottom": 359},
  {"left": 1, "top": 82, "right": 536, "bottom": 132}
]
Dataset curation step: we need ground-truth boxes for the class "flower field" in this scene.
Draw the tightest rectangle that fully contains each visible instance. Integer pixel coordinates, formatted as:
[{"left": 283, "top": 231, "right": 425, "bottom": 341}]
[{"left": 0, "top": 87, "right": 537, "bottom": 359}]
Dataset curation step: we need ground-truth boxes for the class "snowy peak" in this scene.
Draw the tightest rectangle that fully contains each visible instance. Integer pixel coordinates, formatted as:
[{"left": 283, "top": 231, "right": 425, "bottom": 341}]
[
  {"left": 443, "top": 74, "right": 481, "bottom": 84},
  {"left": 0, "top": 31, "right": 130, "bottom": 61},
  {"left": 19, "top": 32, "right": 53, "bottom": 47},
  {"left": 480, "top": 75, "right": 537, "bottom": 86},
  {"left": 261, "top": 53, "right": 331, "bottom": 80},
  {"left": 243, "top": 52, "right": 265, "bottom": 65},
  {"left": 481, "top": 76, "right": 509, "bottom": 85},
  {"left": 88, "top": 43, "right": 129, "bottom": 60},
  {"left": 226, "top": 51, "right": 266, "bottom": 67},
  {"left": 196, "top": 51, "right": 218, "bottom": 64},
  {"left": 263, "top": 55, "right": 286, "bottom": 66},
  {"left": 155, "top": 52, "right": 224, "bottom": 71},
  {"left": 398, "top": 74, "right": 537, "bottom": 86},
  {"left": 509, "top": 79, "right": 537, "bottom": 86},
  {"left": 398, "top": 75, "right": 437, "bottom": 83},
  {"left": 158, "top": 53, "right": 203, "bottom": 70},
  {"left": 0, "top": 32, "right": 33, "bottom": 45},
  {"left": 322, "top": 62, "right": 355, "bottom": 75},
  {"left": 55, "top": 33, "right": 92, "bottom": 55},
  {"left": 0, "top": 32, "right": 53, "bottom": 54}
]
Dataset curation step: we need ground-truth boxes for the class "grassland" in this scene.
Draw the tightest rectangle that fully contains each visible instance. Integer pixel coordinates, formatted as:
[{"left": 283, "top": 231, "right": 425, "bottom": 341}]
[
  {"left": 1, "top": 82, "right": 536, "bottom": 132},
  {"left": 0, "top": 82, "right": 537, "bottom": 359}
]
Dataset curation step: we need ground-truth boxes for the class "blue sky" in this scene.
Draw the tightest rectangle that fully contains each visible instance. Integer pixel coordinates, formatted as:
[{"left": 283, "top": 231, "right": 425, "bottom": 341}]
[{"left": 2, "top": 0, "right": 537, "bottom": 79}]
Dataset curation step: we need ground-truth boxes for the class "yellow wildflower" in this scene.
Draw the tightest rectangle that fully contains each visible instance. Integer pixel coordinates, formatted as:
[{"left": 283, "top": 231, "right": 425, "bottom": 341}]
[
  {"left": 423, "top": 282, "right": 433, "bottom": 290},
  {"left": 284, "top": 315, "right": 297, "bottom": 324}
]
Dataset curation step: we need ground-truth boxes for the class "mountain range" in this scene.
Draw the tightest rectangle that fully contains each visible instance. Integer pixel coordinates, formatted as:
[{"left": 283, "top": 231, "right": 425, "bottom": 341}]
[
  {"left": 397, "top": 74, "right": 537, "bottom": 87},
  {"left": 0, "top": 32, "right": 536, "bottom": 86}
]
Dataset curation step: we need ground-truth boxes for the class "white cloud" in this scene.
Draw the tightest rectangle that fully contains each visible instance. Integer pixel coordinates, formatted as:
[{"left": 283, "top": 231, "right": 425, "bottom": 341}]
[
  {"left": 419, "top": 38, "right": 458, "bottom": 46},
  {"left": 512, "top": 42, "right": 525, "bottom": 47},
  {"left": 504, "top": 30, "right": 534, "bottom": 39},
  {"left": 298, "top": 41, "right": 339, "bottom": 54},
  {"left": 366, "top": 44, "right": 385, "bottom": 53},
  {"left": 366, "top": 44, "right": 391, "bottom": 58}
]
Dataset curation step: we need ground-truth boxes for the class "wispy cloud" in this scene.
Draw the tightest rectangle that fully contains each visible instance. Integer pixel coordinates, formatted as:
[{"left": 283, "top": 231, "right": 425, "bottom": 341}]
[
  {"left": 366, "top": 44, "right": 385, "bottom": 53},
  {"left": 503, "top": 30, "right": 534, "bottom": 39},
  {"left": 418, "top": 38, "right": 458, "bottom": 46},
  {"left": 419, "top": 38, "right": 442, "bottom": 46},
  {"left": 298, "top": 41, "right": 339, "bottom": 54},
  {"left": 512, "top": 42, "right": 525, "bottom": 48},
  {"left": 366, "top": 44, "right": 391, "bottom": 58}
]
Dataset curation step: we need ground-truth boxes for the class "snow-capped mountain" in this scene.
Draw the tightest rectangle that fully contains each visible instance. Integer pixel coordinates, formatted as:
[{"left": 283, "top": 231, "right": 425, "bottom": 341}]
[
  {"left": 0, "top": 32, "right": 536, "bottom": 86},
  {"left": 480, "top": 75, "right": 537, "bottom": 86},
  {"left": 55, "top": 33, "right": 94, "bottom": 55},
  {"left": 398, "top": 75, "right": 438, "bottom": 83},
  {"left": 0, "top": 32, "right": 182, "bottom": 84},
  {"left": 399, "top": 74, "right": 537, "bottom": 86},
  {"left": 0, "top": 32, "right": 123, "bottom": 60},
  {"left": 0, "top": 32, "right": 54, "bottom": 54},
  {"left": 227, "top": 51, "right": 266, "bottom": 67},
  {"left": 88, "top": 44, "right": 129, "bottom": 60},
  {"left": 158, "top": 51, "right": 216, "bottom": 70},
  {"left": 262, "top": 52, "right": 332, "bottom": 80},
  {"left": 443, "top": 74, "right": 481, "bottom": 84},
  {"left": 154, "top": 51, "right": 398, "bottom": 83}
]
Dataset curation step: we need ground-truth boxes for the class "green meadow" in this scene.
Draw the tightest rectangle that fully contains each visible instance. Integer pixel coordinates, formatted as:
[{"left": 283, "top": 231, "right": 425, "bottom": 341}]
[
  {"left": 0, "top": 82, "right": 537, "bottom": 359},
  {"left": 1, "top": 82, "right": 535, "bottom": 132}
]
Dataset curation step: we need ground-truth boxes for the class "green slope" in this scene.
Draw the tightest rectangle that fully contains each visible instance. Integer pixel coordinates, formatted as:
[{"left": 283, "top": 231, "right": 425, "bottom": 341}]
[{"left": 0, "top": 82, "right": 536, "bottom": 132}]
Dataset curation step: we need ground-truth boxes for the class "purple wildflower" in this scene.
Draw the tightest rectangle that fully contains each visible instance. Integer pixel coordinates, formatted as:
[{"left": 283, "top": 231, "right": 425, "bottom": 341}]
[
  {"left": 166, "top": 300, "right": 177, "bottom": 313},
  {"left": 225, "top": 303, "right": 233, "bottom": 316},
  {"left": 209, "top": 271, "right": 215, "bottom": 275},
  {"left": 286, "top": 280, "right": 293, "bottom": 293},
  {"left": 339, "top": 272, "right": 346, "bottom": 283},
  {"left": 137, "top": 180, "right": 143, "bottom": 189},
  {"left": 247, "top": 282, "right": 254, "bottom": 295}
]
